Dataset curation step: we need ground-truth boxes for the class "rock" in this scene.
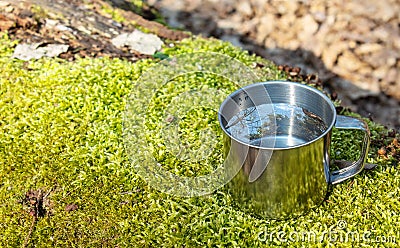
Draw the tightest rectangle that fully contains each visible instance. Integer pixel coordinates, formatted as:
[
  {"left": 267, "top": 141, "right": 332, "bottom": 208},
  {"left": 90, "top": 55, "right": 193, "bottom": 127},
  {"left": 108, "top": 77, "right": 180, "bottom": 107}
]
[
  {"left": 217, "top": 18, "right": 239, "bottom": 30},
  {"left": 310, "top": 1, "right": 326, "bottom": 22},
  {"left": 44, "top": 44, "right": 70, "bottom": 58},
  {"left": 355, "top": 43, "right": 384, "bottom": 55},
  {"left": 276, "top": 0, "right": 298, "bottom": 15},
  {"left": 354, "top": 77, "right": 381, "bottom": 94},
  {"left": 255, "top": 14, "right": 274, "bottom": 44},
  {"left": 334, "top": 13, "right": 352, "bottom": 30},
  {"left": 312, "top": 11, "right": 326, "bottom": 23},
  {"left": 339, "top": 31, "right": 374, "bottom": 43},
  {"left": 250, "top": 0, "right": 265, "bottom": 13},
  {"left": 12, "top": 43, "right": 69, "bottom": 60},
  {"left": 372, "top": 66, "right": 390, "bottom": 80},
  {"left": 285, "top": 39, "right": 301, "bottom": 50},
  {"left": 55, "top": 24, "right": 74, "bottom": 32},
  {"left": 344, "top": 0, "right": 376, "bottom": 16},
  {"left": 264, "top": 39, "right": 277, "bottom": 48},
  {"left": 382, "top": 76, "right": 400, "bottom": 99},
  {"left": 77, "top": 25, "right": 92, "bottom": 35},
  {"left": 365, "top": 49, "right": 398, "bottom": 68},
  {"left": 111, "top": 29, "right": 163, "bottom": 55},
  {"left": 394, "top": 36, "right": 400, "bottom": 50},
  {"left": 0, "top": 1, "right": 10, "bottom": 8},
  {"left": 303, "top": 15, "right": 319, "bottom": 34},
  {"left": 5, "top": 6, "right": 14, "bottom": 13},
  {"left": 384, "top": 68, "right": 398, "bottom": 85},
  {"left": 237, "top": 18, "right": 258, "bottom": 36},
  {"left": 297, "top": 15, "right": 319, "bottom": 41},
  {"left": 347, "top": 17, "right": 376, "bottom": 33},
  {"left": 215, "top": 19, "right": 230, "bottom": 30},
  {"left": 337, "top": 51, "right": 368, "bottom": 72},
  {"left": 281, "top": 13, "right": 296, "bottom": 31},
  {"left": 372, "top": 25, "right": 391, "bottom": 41},
  {"left": 45, "top": 19, "right": 59, "bottom": 28},
  {"left": 375, "top": 0, "right": 397, "bottom": 22},
  {"left": 315, "top": 22, "right": 334, "bottom": 43},
  {"left": 303, "top": 36, "right": 322, "bottom": 56},
  {"left": 325, "top": 14, "right": 336, "bottom": 26},
  {"left": 321, "top": 42, "right": 348, "bottom": 68},
  {"left": 237, "top": 1, "right": 253, "bottom": 16}
]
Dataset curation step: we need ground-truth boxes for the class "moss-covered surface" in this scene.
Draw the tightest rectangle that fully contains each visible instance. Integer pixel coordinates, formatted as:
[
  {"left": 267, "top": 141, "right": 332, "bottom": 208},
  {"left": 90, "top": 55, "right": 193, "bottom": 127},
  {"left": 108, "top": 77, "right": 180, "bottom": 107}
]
[{"left": 0, "top": 32, "right": 399, "bottom": 247}]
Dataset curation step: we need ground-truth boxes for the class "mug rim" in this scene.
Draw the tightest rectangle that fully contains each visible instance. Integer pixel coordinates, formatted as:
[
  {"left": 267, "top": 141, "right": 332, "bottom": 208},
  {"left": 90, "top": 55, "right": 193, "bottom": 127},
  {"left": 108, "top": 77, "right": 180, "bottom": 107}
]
[{"left": 218, "top": 81, "right": 337, "bottom": 150}]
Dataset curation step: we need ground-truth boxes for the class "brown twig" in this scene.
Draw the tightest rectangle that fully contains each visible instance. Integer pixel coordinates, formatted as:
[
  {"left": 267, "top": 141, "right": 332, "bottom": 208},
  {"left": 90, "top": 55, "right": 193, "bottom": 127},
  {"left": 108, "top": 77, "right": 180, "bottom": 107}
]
[
  {"left": 22, "top": 214, "right": 37, "bottom": 248},
  {"left": 225, "top": 107, "right": 256, "bottom": 129}
]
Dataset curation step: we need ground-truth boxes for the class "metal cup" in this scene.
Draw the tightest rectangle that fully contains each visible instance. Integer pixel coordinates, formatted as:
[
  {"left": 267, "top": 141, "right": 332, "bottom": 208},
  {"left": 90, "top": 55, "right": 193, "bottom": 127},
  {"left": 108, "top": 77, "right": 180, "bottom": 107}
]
[{"left": 218, "top": 81, "right": 370, "bottom": 219}]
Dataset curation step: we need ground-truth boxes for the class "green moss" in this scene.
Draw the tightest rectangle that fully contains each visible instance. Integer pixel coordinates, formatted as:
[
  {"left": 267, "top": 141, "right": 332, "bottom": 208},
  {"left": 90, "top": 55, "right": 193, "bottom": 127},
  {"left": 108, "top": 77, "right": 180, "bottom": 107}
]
[
  {"left": 145, "top": 72, "right": 236, "bottom": 177},
  {"left": 99, "top": 2, "right": 127, "bottom": 23},
  {"left": 97, "top": 0, "right": 168, "bottom": 29},
  {"left": 0, "top": 32, "right": 399, "bottom": 247}
]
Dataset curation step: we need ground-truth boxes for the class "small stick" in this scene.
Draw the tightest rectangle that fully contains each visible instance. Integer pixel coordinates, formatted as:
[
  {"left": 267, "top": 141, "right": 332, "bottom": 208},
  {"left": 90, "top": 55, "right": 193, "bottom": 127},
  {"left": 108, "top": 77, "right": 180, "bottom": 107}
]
[
  {"left": 225, "top": 107, "right": 256, "bottom": 129},
  {"left": 22, "top": 215, "right": 37, "bottom": 248},
  {"left": 302, "top": 108, "right": 323, "bottom": 123}
]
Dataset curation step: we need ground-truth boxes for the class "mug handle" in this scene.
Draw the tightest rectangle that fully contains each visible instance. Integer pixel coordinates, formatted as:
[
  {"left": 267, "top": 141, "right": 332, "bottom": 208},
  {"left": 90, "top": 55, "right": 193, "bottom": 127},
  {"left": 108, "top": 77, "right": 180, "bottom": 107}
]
[{"left": 330, "top": 115, "right": 370, "bottom": 184}]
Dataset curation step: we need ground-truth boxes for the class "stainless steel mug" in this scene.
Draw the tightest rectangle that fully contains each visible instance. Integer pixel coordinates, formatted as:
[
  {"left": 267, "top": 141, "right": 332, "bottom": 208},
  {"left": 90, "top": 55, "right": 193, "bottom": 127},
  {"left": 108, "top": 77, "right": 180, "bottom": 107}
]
[{"left": 218, "top": 81, "right": 370, "bottom": 219}]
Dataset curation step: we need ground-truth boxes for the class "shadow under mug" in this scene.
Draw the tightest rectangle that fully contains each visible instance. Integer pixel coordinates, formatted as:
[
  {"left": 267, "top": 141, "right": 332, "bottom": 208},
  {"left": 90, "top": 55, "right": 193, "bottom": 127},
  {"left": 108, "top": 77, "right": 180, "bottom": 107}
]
[{"left": 218, "top": 81, "right": 370, "bottom": 219}]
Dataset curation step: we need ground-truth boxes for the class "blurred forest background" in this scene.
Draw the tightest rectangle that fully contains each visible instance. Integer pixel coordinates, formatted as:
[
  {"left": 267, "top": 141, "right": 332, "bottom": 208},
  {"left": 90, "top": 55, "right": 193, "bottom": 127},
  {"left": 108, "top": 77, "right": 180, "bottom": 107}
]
[{"left": 149, "top": 0, "right": 400, "bottom": 130}]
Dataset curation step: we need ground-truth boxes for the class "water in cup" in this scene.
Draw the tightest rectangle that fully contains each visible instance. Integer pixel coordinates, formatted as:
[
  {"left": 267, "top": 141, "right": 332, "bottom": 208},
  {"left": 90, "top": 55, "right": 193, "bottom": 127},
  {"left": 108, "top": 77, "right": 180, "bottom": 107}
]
[{"left": 225, "top": 103, "right": 327, "bottom": 148}]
